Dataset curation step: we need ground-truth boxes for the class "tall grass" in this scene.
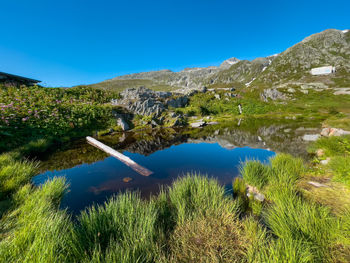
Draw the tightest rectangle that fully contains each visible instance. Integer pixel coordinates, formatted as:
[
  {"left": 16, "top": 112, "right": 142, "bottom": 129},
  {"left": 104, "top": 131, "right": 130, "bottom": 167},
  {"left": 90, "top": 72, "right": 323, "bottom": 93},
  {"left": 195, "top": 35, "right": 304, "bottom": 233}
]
[
  {"left": 76, "top": 191, "right": 161, "bottom": 263},
  {"left": 1, "top": 152, "right": 349, "bottom": 262},
  {"left": 263, "top": 193, "right": 335, "bottom": 262},
  {"left": 168, "top": 174, "right": 239, "bottom": 224},
  {"left": 329, "top": 156, "right": 350, "bottom": 187},
  {"left": 0, "top": 153, "right": 38, "bottom": 201},
  {"left": 0, "top": 178, "right": 78, "bottom": 263},
  {"left": 308, "top": 135, "right": 350, "bottom": 157},
  {"left": 239, "top": 159, "right": 271, "bottom": 190}
]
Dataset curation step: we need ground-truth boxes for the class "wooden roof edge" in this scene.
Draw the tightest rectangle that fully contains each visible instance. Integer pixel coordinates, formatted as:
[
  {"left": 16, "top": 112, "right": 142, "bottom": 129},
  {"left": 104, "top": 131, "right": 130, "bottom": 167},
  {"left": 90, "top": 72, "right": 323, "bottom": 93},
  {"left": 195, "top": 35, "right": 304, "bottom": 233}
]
[{"left": 0, "top": 71, "right": 41, "bottom": 83}]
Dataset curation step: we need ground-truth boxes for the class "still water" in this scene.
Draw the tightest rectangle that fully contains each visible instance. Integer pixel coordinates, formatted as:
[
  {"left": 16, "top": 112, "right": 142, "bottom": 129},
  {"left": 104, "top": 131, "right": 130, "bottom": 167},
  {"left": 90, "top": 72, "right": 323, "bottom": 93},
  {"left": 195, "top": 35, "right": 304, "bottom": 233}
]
[
  {"left": 34, "top": 119, "right": 319, "bottom": 213},
  {"left": 34, "top": 142, "right": 274, "bottom": 213}
]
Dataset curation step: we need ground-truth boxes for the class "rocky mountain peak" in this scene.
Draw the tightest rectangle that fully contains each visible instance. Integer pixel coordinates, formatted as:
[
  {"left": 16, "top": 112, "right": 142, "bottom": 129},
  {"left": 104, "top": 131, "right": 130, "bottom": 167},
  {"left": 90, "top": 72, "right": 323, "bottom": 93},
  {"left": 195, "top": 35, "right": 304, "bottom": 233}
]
[{"left": 220, "top": 57, "right": 241, "bottom": 69}]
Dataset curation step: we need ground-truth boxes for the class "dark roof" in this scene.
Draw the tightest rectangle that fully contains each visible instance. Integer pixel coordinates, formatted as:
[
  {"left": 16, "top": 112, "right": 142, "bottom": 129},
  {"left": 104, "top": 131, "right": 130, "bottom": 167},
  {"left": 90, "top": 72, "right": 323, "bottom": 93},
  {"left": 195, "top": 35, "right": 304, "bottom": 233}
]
[{"left": 0, "top": 72, "right": 40, "bottom": 83}]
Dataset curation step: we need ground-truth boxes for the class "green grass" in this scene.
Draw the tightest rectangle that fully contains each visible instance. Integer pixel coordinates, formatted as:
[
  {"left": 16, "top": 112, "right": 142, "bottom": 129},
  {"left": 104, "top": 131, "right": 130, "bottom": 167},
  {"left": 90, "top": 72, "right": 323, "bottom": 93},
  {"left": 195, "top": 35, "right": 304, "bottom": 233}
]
[
  {"left": 308, "top": 135, "right": 350, "bottom": 157},
  {"left": 0, "top": 178, "right": 78, "bottom": 263},
  {"left": 239, "top": 159, "right": 270, "bottom": 190},
  {"left": 168, "top": 174, "right": 239, "bottom": 224},
  {"left": 329, "top": 156, "right": 350, "bottom": 187},
  {"left": 0, "top": 153, "right": 38, "bottom": 201},
  {"left": 1, "top": 149, "right": 350, "bottom": 262},
  {"left": 76, "top": 192, "right": 161, "bottom": 263}
]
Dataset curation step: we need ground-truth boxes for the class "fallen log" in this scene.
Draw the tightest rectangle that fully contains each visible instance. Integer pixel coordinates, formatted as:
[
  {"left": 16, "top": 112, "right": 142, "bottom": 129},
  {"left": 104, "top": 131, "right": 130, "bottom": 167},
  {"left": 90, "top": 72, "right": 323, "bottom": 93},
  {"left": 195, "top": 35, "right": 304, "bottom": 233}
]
[{"left": 86, "top": 136, "right": 153, "bottom": 176}]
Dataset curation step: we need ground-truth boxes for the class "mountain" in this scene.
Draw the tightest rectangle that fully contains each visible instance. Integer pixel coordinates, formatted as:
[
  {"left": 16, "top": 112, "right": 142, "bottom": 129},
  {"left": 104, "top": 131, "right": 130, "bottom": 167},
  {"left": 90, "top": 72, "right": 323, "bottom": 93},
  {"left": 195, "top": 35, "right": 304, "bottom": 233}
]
[{"left": 88, "top": 29, "right": 350, "bottom": 92}]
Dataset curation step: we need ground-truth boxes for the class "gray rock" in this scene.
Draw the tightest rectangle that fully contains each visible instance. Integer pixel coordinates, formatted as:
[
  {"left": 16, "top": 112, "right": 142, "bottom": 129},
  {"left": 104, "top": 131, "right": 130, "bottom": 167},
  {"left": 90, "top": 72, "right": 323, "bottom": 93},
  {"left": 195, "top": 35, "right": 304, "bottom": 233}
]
[
  {"left": 302, "top": 134, "right": 320, "bottom": 141},
  {"left": 207, "top": 121, "right": 219, "bottom": 125},
  {"left": 320, "top": 158, "right": 331, "bottom": 165},
  {"left": 308, "top": 181, "right": 328, "bottom": 187},
  {"left": 167, "top": 96, "right": 189, "bottom": 108},
  {"left": 321, "top": 127, "right": 350, "bottom": 137},
  {"left": 199, "top": 86, "right": 207, "bottom": 93},
  {"left": 117, "top": 118, "right": 129, "bottom": 131},
  {"left": 260, "top": 89, "right": 288, "bottom": 102},
  {"left": 151, "top": 120, "right": 158, "bottom": 127},
  {"left": 214, "top": 94, "right": 221, "bottom": 99},
  {"left": 191, "top": 121, "right": 206, "bottom": 128},
  {"left": 112, "top": 87, "right": 188, "bottom": 117}
]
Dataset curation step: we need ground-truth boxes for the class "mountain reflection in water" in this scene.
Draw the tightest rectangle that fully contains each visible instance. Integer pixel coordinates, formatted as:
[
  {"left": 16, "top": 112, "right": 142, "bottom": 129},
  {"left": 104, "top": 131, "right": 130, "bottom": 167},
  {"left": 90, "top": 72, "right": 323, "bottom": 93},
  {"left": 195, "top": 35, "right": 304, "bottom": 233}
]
[{"left": 34, "top": 119, "right": 320, "bottom": 213}]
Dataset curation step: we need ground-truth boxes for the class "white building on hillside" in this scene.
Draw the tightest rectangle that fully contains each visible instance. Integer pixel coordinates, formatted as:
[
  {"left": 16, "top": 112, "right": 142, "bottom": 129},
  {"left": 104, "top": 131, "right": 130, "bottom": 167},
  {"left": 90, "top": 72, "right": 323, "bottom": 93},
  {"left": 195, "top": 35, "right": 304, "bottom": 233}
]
[{"left": 310, "top": 66, "right": 336, "bottom": 76}]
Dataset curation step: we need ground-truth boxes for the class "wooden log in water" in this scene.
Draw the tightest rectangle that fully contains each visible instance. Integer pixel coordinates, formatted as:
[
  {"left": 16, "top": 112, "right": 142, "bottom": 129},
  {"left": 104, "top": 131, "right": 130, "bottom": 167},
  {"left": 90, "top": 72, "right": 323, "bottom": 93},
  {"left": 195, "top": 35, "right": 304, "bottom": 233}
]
[{"left": 86, "top": 136, "right": 153, "bottom": 176}]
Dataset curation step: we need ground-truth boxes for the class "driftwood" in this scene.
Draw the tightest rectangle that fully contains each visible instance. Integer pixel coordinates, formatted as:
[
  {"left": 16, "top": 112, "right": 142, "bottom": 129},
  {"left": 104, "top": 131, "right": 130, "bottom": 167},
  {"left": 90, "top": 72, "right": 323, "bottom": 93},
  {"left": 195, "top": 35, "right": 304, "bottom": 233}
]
[{"left": 86, "top": 136, "right": 153, "bottom": 176}]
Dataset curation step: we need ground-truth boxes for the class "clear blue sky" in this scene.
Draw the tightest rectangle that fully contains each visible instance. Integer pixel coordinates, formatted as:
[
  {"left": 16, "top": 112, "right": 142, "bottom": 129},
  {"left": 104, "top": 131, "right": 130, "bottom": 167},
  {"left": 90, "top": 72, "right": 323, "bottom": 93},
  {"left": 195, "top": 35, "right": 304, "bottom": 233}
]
[{"left": 1, "top": 0, "right": 349, "bottom": 87}]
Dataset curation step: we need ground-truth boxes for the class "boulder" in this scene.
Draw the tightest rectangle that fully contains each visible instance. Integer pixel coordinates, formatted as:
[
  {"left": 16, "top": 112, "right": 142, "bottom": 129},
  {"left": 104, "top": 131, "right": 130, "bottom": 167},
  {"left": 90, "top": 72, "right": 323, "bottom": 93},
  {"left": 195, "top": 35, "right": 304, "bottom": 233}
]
[
  {"left": 246, "top": 185, "right": 265, "bottom": 202},
  {"left": 260, "top": 88, "right": 288, "bottom": 102},
  {"left": 214, "top": 94, "right": 221, "bottom": 99},
  {"left": 320, "top": 158, "right": 331, "bottom": 165},
  {"left": 199, "top": 86, "right": 207, "bottom": 93},
  {"left": 190, "top": 121, "right": 206, "bottom": 128},
  {"left": 112, "top": 87, "right": 189, "bottom": 117},
  {"left": 302, "top": 134, "right": 320, "bottom": 141},
  {"left": 321, "top": 127, "right": 350, "bottom": 137}
]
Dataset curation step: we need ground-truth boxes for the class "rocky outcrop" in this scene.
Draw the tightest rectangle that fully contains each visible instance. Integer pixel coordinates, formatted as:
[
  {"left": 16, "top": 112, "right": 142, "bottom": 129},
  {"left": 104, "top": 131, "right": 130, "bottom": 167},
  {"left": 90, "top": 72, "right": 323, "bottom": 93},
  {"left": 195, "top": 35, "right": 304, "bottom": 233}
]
[
  {"left": 320, "top": 127, "right": 350, "bottom": 137},
  {"left": 260, "top": 88, "right": 288, "bottom": 102},
  {"left": 111, "top": 87, "right": 188, "bottom": 116}
]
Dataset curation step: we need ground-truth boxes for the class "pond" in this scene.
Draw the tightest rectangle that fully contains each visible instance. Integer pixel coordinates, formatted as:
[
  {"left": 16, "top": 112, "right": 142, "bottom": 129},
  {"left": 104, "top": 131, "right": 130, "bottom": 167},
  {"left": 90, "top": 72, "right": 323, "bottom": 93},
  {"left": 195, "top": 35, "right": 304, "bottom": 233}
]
[{"left": 34, "top": 118, "right": 320, "bottom": 214}]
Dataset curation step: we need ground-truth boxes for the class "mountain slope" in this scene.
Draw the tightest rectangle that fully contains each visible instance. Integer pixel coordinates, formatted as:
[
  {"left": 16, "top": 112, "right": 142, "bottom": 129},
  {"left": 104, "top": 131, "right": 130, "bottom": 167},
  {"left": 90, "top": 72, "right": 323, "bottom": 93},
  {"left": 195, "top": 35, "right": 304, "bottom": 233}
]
[{"left": 89, "top": 29, "right": 350, "bottom": 92}]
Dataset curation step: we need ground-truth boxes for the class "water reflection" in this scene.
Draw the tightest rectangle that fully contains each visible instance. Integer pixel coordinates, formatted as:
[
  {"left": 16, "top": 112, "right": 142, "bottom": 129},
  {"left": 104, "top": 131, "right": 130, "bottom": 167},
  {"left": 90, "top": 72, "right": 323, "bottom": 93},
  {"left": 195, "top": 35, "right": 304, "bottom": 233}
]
[{"left": 34, "top": 118, "right": 320, "bottom": 213}]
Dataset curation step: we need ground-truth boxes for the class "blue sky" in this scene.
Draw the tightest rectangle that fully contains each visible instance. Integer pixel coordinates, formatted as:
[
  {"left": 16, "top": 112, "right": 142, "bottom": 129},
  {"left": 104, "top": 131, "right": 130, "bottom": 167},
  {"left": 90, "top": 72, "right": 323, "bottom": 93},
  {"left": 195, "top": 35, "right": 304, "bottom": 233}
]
[{"left": 0, "top": 0, "right": 349, "bottom": 87}]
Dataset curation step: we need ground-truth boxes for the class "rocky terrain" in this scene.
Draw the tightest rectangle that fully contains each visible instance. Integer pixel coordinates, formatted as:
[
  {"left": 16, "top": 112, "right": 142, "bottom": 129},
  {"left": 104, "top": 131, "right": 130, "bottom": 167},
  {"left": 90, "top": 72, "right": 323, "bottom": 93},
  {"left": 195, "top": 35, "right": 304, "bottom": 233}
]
[
  {"left": 111, "top": 86, "right": 190, "bottom": 116},
  {"left": 90, "top": 29, "right": 350, "bottom": 95}
]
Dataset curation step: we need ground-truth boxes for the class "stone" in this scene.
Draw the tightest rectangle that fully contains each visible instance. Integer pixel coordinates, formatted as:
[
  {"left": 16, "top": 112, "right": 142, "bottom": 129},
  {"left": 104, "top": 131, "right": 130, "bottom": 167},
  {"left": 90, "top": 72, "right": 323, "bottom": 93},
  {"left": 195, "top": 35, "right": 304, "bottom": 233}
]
[
  {"left": 316, "top": 149, "right": 325, "bottom": 157},
  {"left": 151, "top": 120, "right": 158, "bottom": 127},
  {"left": 117, "top": 118, "right": 129, "bottom": 131},
  {"left": 167, "top": 96, "right": 189, "bottom": 108},
  {"left": 329, "top": 128, "right": 350, "bottom": 137},
  {"left": 287, "top": 88, "right": 296, "bottom": 93},
  {"left": 320, "top": 128, "right": 331, "bottom": 136},
  {"left": 190, "top": 121, "right": 206, "bottom": 128},
  {"left": 321, "top": 127, "right": 350, "bottom": 137},
  {"left": 260, "top": 88, "right": 288, "bottom": 102},
  {"left": 123, "top": 177, "right": 132, "bottom": 183},
  {"left": 199, "top": 86, "right": 207, "bottom": 93},
  {"left": 302, "top": 134, "right": 320, "bottom": 141},
  {"left": 308, "top": 181, "right": 328, "bottom": 188},
  {"left": 246, "top": 185, "right": 265, "bottom": 202},
  {"left": 214, "top": 94, "right": 221, "bottom": 99},
  {"left": 111, "top": 87, "right": 187, "bottom": 117},
  {"left": 207, "top": 121, "right": 219, "bottom": 125},
  {"left": 320, "top": 158, "right": 331, "bottom": 165}
]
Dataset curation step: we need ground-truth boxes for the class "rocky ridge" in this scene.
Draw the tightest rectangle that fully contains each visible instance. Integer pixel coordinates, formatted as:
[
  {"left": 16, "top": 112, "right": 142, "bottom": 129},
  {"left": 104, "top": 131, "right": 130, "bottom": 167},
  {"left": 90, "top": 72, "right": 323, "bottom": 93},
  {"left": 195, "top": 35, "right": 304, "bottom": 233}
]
[{"left": 92, "top": 29, "right": 350, "bottom": 95}]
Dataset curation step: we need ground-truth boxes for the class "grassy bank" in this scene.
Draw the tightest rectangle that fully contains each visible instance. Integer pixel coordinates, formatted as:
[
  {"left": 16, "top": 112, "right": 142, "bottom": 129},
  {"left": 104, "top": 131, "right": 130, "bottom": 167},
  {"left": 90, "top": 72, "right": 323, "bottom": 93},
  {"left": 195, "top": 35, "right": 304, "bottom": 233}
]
[
  {"left": 0, "top": 85, "right": 119, "bottom": 153},
  {"left": 1, "top": 134, "right": 350, "bottom": 262}
]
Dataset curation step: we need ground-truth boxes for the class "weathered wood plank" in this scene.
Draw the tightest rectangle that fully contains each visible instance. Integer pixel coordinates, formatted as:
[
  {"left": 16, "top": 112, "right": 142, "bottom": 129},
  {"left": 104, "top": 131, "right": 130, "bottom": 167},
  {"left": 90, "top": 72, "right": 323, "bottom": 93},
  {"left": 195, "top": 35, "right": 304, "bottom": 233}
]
[{"left": 86, "top": 136, "right": 153, "bottom": 176}]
